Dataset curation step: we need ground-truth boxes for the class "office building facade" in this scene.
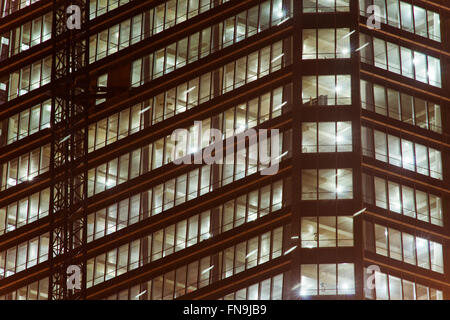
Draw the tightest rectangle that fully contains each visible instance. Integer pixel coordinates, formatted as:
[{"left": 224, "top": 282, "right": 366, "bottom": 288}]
[{"left": 0, "top": 0, "right": 448, "bottom": 299}]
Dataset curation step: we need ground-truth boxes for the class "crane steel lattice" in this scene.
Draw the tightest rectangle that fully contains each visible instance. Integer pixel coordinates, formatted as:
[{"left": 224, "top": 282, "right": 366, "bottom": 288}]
[{"left": 49, "top": 0, "right": 89, "bottom": 300}]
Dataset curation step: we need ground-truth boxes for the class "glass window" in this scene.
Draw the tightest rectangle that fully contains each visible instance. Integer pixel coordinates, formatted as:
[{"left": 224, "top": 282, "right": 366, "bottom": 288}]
[
  {"left": 301, "top": 169, "right": 317, "bottom": 200},
  {"left": 302, "top": 122, "right": 317, "bottom": 153},
  {"left": 428, "top": 102, "right": 441, "bottom": 133},
  {"left": 373, "top": 38, "right": 386, "bottom": 68},
  {"left": 302, "top": 76, "right": 317, "bottom": 105},
  {"left": 389, "top": 275, "right": 402, "bottom": 300},
  {"left": 374, "top": 177, "right": 387, "bottom": 209},
  {"left": 301, "top": 217, "right": 317, "bottom": 248},
  {"left": 302, "top": 122, "right": 352, "bottom": 153},
  {"left": 374, "top": 84, "right": 387, "bottom": 115},
  {"left": 400, "top": 47, "right": 413, "bottom": 78},
  {"left": 387, "top": 88, "right": 401, "bottom": 121},
  {"left": 400, "top": 2, "right": 413, "bottom": 32},
  {"left": 401, "top": 185, "right": 415, "bottom": 218},
  {"left": 360, "top": 79, "right": 374, "bottom": 110},
  {"left": 319, "top": 264, "right": 336, "bottom": 295},
  {"left": 388, "top": 181, "right": 401, "bottom": 213},
  {"left": 302, "top": 29, "right": 316, "bottom": 60},
  {"left": 413, "top": 6, "right": 427, "bottom": 38},
  {"left": 389, "top": 228, "right": 402, "bottom": 261},
  {"left": 387, "top": 42, "right": 400, "bottom": 74},
  {"left": 402, "top": 233, "right": 416, "bottom": 265},
  {"left": 318, "top": 75, "right": 335, "bottom": 105},
  {"left": 318, "top": 29, "right": 334, "bottom": 59},
  {"left": 427, "top": 11, "right": 440, "bottom": 42},
  {"left": 338, "top": 263, "right": 354, "bottom": 294},
  {"left": 416, "top": 237, "right": 430, "bottom": 269},
  {"left": 318, "top": 216, "right": 336, "bottom": 247},
  {"left": 413, "top": 52, "right": 427, "bottom": 83},
  {"left": 427, "top": 56, "right": 441, "bottom": 88},
  {"left": 300, "top": 264, "right": 317, "bottom": 295},
  {"left": 375, "top": 271, "right": 388, "bottom": 300},
  {"left": 374, "top": 130, "right": 387, "bottom": 162},
  {"left": 430, "top": 242, "right": 443, "bottom": 273},
  {"left": 375, "top": 224, "right": 388, "bottom": 256},
  {"left": 387, "top": 0, "right": 400, "bottom": 28},
  {"left": 414, "top": 97, "right": 427, "bottom": 129}
]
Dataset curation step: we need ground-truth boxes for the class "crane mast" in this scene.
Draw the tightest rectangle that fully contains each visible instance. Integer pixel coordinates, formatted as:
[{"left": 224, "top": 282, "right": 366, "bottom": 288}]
[{"left": 49, "top": 0, "right": 89, "bottom": 300}]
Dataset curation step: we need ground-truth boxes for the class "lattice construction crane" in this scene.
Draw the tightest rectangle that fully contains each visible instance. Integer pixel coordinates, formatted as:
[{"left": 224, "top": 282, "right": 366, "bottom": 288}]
[{"left": 49, "top": 0, "right": 90, "bottom": 300}]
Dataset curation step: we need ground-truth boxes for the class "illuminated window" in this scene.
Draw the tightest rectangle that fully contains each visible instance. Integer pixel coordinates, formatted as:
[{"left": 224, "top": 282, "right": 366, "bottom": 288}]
[
  {"left": 364, "top": 267, "right": 443, "bottom": 300},
  {"left": 359, "top": 1, "right": 440, "bottom": 42},
  {"left": 302, "top": 75, "right": 351, "bottom": 105},
  {"left": 359, "top": 33, "right": 442, "bottom": 87},
  {"left": 301, "top": 168, "right": 353, "bottom": 200},
  {"left": 302, "top": 28, "right": 351, "bottom": 59},
  {"left": 302, "top": 121, "right": 352, "bottom": 153},
  {"left": 364, "top": 221, "right": 444, "bottom": 273},
  {"left": 300, "top": 263, "right": 355, "bottom": 296},
  {"left": 304, "top": 0, "right": 350, "bottom": 13},
  {"left": 301, "top": 216, "right": 353, "bottom": 248},
  {"left": 362, "top": 126, "right": 443, "bottom": 179}
]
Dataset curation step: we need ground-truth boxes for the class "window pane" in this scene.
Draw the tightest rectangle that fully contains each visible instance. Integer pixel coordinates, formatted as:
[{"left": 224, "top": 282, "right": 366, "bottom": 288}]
[
  {"left": 300, "top": 264, "right": 317, "bottom": 296},
  {"left": 337, "top": 216, "right": 353, "bottom": 246},
  {"left": 427, "top": 11, "right": 440, "bottom": 42},
  {"left": 302, "top": 169, "right": 317, "bottom": 200},
  {"left": 401, "top": 186, "right": 415, "bottom": 218},
  {"left": 303, "top": 29, "right": 316, "bottom": 59},
  {"left": 302, "top": 122, "right": 317, "bottom": 153},
  {"left": 402, "top": 233, "right": 416, "bottom": 265},
  {"left": 375, "top": 271, "right": 388, "bottom": 300},
  {"left": 319, "top": 169, "right": 335, "bottom": 200},
  {"left": 337, "top": 169, "right": 352, "bottom": 199},
  {"left": 387, "top": 42, "right": 400, "bottom": 74},
  {"left": 337, "top": 121, "right": 352, "bottom": 152},
  {"left": 374, "top": 130, "right": 387, "bottom": 162},
  {"left": 389, "top": 228, "right": 402, "bottom": 261},
  {"left": 430, "top": 242, "right": 443, "bottom": 273},
  {"left": 415, "top": 144, "right": 428, "bottom": 176},
  {"left": 375, "top": 224, "right": 388, "bottom": 256},
  {"left": 400, "top": 47, "right": 413, "bottom": 78},
  {"left": 302, "top": 76, "right": 317, "bottom": 105},
  {"left": 401, "top": 139, "right": 414, "bottom": 171},
  {"left": 413, "top": 51, "right": 427, "bottom": 83},
  {"left": 387, "top": 0, "right": 400, "bottom": 28},
  {"left": 301, "top": 217, "right": 317, "bottom": 248},
  {"left": 318, "top": 216, "right": 336, "bottom": 247},
  {"left": 336, "top": 75, "right": 351, "bottom": 105},
  {"left": 387, "top": 88, "right": 401, "bottom": 121},
  {"left": 389, "top": 275, "right": 402, "bottom": 300},
  {"left": 318, "top": 75, "right": 335, "bottom": 105},
  {"left": 400, "top": 2, "right": 413, "bottom": 32},
  {"left": 318, "top": 122, "right": 335, "bottom": 152},
  {"left": 416, "top": 237, "right": 430, "bottom": 269},
  {"left": 427, "top": 56, "right": 441, "bottom": 88},
  {"left": 374, "top": 84, "right": 387, "bottom": 115},
  {"left": 318, "top": 29, "right": 334, "bottom": 59},
  {"left": 413, "top": 6, "right": 427, "bottom": 38},
  {"left": 337, "top": 263, "right": 354, "bottom": 294},
  {"left": 374, "top": 177, "right": 387, "bottom": 209},
  {"left": 373, "top": 38, "right": 386, "bottom": 69},
  {"left": 319, "top": 264, "right": 336, "bottom": 295},
  {"left": 388, "top": 181, "right": 401, "bottom": 213}
]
